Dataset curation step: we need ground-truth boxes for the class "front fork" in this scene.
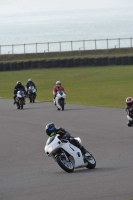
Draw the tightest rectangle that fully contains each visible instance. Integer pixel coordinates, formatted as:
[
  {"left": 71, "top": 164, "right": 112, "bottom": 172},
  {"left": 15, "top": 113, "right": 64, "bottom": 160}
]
[{"left": 54, "top": 150, "right": 69, "bottom": 161}]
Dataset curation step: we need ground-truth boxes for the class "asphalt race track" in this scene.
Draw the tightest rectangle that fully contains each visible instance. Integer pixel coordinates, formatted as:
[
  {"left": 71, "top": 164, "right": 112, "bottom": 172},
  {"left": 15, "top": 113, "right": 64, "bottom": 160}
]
[{"left": 0, "top": 99, "right": 133, "bottom": 200}]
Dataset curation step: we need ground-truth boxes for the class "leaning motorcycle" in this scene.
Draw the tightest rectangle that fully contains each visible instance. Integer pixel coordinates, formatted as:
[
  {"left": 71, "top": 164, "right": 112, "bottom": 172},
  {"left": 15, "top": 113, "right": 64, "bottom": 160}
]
[
  {"left": 55, "top": 90, "right": 66, "bottom": 111},
  {"left": 44, "top": 134, "right": 96, "bottom": 173},
  {"left": 28, "top": 86, "right": 36, "bottom": 103},
  {"left": 15, "top": 90, "right": 25, "bottom": 110}
]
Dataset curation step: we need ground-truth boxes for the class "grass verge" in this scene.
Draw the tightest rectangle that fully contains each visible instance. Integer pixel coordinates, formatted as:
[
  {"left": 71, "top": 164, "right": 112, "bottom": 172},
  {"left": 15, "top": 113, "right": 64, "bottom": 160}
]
[{"left": 0, "top": 48, "right": 133, "bottom": 63}]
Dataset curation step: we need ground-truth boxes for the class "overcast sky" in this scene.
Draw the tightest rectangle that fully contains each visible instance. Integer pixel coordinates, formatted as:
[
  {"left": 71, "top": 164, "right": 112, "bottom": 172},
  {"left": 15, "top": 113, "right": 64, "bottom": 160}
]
[{"left": 0, "top": 0, "right": 133, "bottom": 14}]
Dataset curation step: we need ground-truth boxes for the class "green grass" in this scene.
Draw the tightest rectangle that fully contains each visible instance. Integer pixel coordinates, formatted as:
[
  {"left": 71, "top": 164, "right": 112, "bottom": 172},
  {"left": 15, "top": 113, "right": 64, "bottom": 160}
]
[{"left": 0, "top": 65, "right": 133, "bottom": 108}]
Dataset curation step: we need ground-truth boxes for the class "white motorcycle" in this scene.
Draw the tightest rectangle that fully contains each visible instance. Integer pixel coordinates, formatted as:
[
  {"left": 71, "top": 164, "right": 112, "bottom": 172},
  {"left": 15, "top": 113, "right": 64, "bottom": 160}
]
[
  {"left": 28, "top": 86, "right": 36, "bottom": 103},
  {"left": 54, "top": 90, "right": 66, "bottom": 111},
  {"left": 44, "top": 134, "right": 96, "bottom": 173},
  {"left": 15, "top": 90, "right": 25, "bottom": 109}
]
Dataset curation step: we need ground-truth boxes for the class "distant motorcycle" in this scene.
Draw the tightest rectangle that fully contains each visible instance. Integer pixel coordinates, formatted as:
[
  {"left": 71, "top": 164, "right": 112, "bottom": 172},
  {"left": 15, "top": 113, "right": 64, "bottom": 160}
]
[
  {"left": 28, "top": 86, "right": 36, "bottom": 103},
  {"left": 55, "top": 90, "right": 66, "bottom": 111},
  {"left": 15, "top": 90, "right": 25, "bottom": 109},
  {"left": 44, "top": 134, "right": 96, "bottom": 173}
]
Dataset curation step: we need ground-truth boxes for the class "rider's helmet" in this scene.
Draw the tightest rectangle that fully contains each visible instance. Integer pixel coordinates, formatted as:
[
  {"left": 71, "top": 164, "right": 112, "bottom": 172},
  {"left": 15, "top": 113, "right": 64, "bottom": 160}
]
[
  {"left": 45, "top": 123, "right": 56, "bottom": 137},
  {"left": 17, "top": 81, "right": 22, "bottom": 85},
  {"left": 126, "top": 97, "right": 133, "bottom": 107},
  {"left": 28, "top": 78, "right": 32, "bottom": 82},
  {"left": 56, "top": 81, "right": 61, "bottom": 87}
]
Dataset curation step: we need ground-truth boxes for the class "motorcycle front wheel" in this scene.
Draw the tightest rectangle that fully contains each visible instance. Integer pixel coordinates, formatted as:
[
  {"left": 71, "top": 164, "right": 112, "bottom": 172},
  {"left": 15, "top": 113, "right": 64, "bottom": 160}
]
[
  {"left": 56, "top": 155, "right": 74, "bottom": 173},
  {"left": 59, "top": 99, "right": 64, "bottom": 111}
]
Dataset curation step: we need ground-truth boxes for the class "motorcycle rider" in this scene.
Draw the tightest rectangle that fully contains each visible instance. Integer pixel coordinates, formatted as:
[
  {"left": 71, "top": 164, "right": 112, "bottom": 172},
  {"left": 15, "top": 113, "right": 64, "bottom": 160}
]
[
  {"left": 26, "top": 78, "right": 37, "bottom": 95},
  {"left": 13, "top": 81, "right": 26, "bottom": 104},
  {"left": 45, "top": 123, "right": 91, "bottom": 158},
  {"left": 53, "top": 81, "right": 66, "bottom": 105},
  {"left": 126, "top": 97, "right": 133, "bottom": 127}
]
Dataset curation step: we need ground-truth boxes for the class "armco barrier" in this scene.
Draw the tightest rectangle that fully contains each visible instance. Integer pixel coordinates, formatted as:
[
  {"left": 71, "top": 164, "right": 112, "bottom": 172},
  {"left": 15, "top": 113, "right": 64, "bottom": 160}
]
[
  {"left": 128, "top": 56, "right": 133, "bottom": 65},
  {"left": 94, "top": 58, "right": 102, "bottom": 66},
  {"left": 38, "top": 60, "right": 45, "bottom": 68},
  {"left": 52, "top": 59, "right": 60, "bottom": 68},
  {"left": 10, "top": 62, "right": 17, "bottom": 70},
  {"left": 80, "top": 58, "right": 88, "bottom": 66},
  {"left": 16, "top": 62, "right": 23, "bottom": 70},
  {"left": 73, "top": 58, "right": 81, "bottom": 67},
  {"left": 66, "top": 59, "right": 74, "bottom": 67},
  {"left": 31, "top": 60, "right": 38, "bottom": 69},
  {"left": 0, "top": 63, "right": 3, "bottom": 71},
  {"left": 23, "top": 61, "right": 31, "bottom": 69},
  {"left": 101, "top": 57, "right": 108, "bottom": 66},
  {"left": 115, "top": 57, "right": 122, "bottom": 65},
  {"left": 3, "top": 63, "right": 10, "bottom": 71},
  {"left": 60, "top": 59, "right": 66, "bottom": 68},
  {"left": 108, "top": 57, "right": 115, "bottom": 65}
]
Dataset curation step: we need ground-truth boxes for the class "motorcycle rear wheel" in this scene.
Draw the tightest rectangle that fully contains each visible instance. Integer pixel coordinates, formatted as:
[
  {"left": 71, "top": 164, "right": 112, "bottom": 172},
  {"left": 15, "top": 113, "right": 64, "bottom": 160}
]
[
  {"left": 86, "top": 154, "right": 96, "bottom": 169},
  {"left": 29, "top": 95, "right": 32, "bottom": 103},
  {"left": 56, "top": 155, "right": 74, "bottom": 173},
  {"left": 33, "top": 94, "right": 35, "bottom": 103},
  {"left": 20, "top": 100, "right": 23, "bottom": 110}
]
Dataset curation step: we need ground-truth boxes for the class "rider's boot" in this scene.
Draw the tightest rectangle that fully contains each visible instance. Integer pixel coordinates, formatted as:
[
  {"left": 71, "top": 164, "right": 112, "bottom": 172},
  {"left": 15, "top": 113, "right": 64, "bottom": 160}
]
[
  {"left": 13, "top": 96, "right": 16, "bottom": 104},
  {"left": 80, "top": 146, "right": 91, "bottom": 157},
  {"left": 70, "top": 138, "right": 90, "bottom": 157},
  {"left": 53, "top": 96, "right": 56, "bottom": 105},
  {"left": 23, "top": 98, "right": 26, "bottom": 105},
  {"left": 53, "top": 98, "right": 56, "bottom": 105},
  {"left": 127, "top": 120, "right": 133, "bottom": 127}
]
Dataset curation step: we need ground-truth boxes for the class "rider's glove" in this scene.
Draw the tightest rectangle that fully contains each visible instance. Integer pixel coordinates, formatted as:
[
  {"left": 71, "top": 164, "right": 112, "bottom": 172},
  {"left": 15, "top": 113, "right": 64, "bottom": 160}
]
[
  {"left": 56, "top": 127, "right": 66, "bottom": 135},
  {"left": 59, "top": 128, "right": 66, "bottom": 133}
]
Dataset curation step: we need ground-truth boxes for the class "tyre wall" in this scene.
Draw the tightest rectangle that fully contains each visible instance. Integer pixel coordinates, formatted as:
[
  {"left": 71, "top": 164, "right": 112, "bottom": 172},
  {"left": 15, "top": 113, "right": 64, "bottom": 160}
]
[
  {"left": 16, "top": 62, "right": 24, "bottom": 70},
  {"left": 0, "top": 63, "right": 3, "bottom": 71},
  {"left": 31, "top": 60, "right": 38, "bottom": 69},
  {"left": 23, "top": 61, "right": 31, "bottom": 69},
  {"left": 3, "top": 63, "right": 10, "bottom": 71},
  {"left": 10, "top": 62, "right": 17, "bottom": 70},
  {"left": 73, "top": 58, "right": 81, "bottom": 67},
  {"left": 38, "top": 60, "right": 45, "bottom": 68},
  {"left": 1, "top": 56, "right": 133, "bottom": 71}
]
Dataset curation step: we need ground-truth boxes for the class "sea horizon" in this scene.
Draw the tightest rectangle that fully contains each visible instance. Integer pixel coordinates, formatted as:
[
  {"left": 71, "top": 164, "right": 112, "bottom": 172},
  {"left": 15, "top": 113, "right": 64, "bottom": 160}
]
[{"left": 0, "top": 7, "right": 133, "bottom": 54}]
